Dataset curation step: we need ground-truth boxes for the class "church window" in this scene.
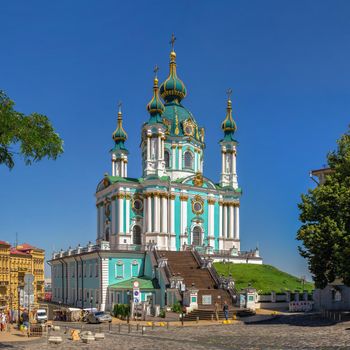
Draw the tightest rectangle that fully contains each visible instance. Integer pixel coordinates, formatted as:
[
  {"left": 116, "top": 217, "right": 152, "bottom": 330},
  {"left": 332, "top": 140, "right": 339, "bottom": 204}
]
[
  {"left": 132, "top": 198, "right": 143, "bottom": 212},
  {"left": 132, "top": 260, "right": 139, "bottom": 277},
  {"left": 164, "top": 150, "right": 170, "bottom": 168},
  {"left": 184, "top": 151, "right": 193, "bottom": 169},
  {"left": 116, "top": 260, "right": 124, "bottom": 279},
  {"left": 133, "top": 225, "right": 142, "bottom": 245},
  {"left": 192, "top": 226, "right": 202, "bottom": 246}
]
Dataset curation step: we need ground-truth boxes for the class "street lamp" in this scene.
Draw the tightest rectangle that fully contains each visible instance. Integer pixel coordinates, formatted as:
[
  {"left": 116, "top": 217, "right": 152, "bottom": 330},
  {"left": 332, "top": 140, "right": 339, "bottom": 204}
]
[
  {"left": 126, "top": 290, "right": 130, "bottom": 323},
  {"left": 17, "top": 286, "right": 21, "bottom": 327},
  {"left": 90, "top": 296, "right": 93, "bottom": 312}
]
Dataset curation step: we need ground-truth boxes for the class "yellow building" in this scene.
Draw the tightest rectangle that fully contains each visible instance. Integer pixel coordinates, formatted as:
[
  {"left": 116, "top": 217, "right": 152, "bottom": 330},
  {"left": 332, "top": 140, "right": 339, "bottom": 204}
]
[{"left": 0, "top": 241, "right": 45, "bottom": 312}]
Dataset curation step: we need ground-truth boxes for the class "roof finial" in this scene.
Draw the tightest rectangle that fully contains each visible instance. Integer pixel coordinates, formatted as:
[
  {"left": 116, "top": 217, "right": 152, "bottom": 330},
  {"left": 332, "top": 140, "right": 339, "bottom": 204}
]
[
  {"left": 118, "top": 100, "right": 122, "bottom": 114},
  {"left": 153, "top": 64, "right": 159, "bottom": 78},
  {"left": 170, "top": 33, "right": 176, "bottom": 51},
  {"left": 226, "top": 88, "right": 232, "bottom": 101}
]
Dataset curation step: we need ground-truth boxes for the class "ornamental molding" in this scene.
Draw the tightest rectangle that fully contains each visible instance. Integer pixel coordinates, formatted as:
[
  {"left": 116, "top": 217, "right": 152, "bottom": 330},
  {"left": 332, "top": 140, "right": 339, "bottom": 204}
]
[
  {"left": 191, "top": 194, "right": 204, "bottom": 215},
  {"left": 222, "top": 201, "right": 240, "bottom": 207},
  {"left": 180, "top": 194, "right": 189, "bottom": 201},
  {"left": 207, "top": 198, "right": 216, "bottom": 205}
]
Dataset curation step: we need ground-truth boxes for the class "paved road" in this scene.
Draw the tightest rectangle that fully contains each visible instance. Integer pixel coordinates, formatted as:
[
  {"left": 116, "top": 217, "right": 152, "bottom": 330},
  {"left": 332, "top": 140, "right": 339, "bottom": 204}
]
[{"left": 2, "top": 314, "right": 350, "bottom": 350}]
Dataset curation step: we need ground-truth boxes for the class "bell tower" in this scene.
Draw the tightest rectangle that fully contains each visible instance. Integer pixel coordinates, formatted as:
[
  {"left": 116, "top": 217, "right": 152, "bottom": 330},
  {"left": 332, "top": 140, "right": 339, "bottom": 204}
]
[
  {"left": 220, "top": 89, "right": 238, "bottom": 189},
  {"left": 111, "top": 102, "right": 128, "bottom": 177}
]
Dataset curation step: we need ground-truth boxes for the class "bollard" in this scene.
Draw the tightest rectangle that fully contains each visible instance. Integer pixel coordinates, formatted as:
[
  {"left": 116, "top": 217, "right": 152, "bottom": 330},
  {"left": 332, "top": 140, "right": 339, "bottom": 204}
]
[
  {"left": 167, "top": 322, "right": 169, "bottom": 330},
  {"left": 211, "top": 314, "right": 214, "bottom": 322},
  {"left": 136, "top": 324, "right": 139, "bottom": 331},
  {"left": 118, "top": 323, "right": 121, "bottom": 333},
  {"left": 196, "top": 316, "right": 199, "bottom": 324},
  {"left": 128, "top": 324, "right": 131, "bottom": 333},
  {"left": 108, "top": 322, "right": 111, "bottom": 332},
  {"left": 142, "top": 326, "right": 145, "bottom": 335},
  {"left": 152, "top": 322, "right": 155, "bottom": 330}
]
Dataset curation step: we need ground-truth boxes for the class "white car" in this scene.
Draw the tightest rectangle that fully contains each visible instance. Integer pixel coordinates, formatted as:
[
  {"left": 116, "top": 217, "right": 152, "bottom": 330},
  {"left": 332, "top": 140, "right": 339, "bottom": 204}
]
[
  {"left": 36, "top": 309, "right": 48, "bottom": 323},
  {"left": 87, "top": 311, "right": 112, "bottom": 324}
]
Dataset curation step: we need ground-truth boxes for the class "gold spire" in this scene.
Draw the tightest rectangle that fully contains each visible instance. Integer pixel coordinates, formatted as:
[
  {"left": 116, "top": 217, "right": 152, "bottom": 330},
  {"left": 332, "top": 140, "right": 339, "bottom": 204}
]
[
  {"left": 222, "top": 89, "right": 237, "bottom": 133},
  {"left": 112, "top": 101, "right": 128, "bottom": 142}
]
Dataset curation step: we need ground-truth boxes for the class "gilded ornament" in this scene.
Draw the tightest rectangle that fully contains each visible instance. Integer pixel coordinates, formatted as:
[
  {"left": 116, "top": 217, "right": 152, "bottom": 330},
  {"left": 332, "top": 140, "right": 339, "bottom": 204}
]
[
  {"left": 207, "top": 198, "right": 216, "bottom": 205},
  {"left": 174, "top": 115, "right": 179, "bottom": 135},
  {"left": 193, "top": 172, "right": 204, "bottom": 187},
  {"left": 180, "top": 194, "right": 189, "bottom": 201},
  {"left": 191, "top": 195, "right": 204, "bottom": 215}
]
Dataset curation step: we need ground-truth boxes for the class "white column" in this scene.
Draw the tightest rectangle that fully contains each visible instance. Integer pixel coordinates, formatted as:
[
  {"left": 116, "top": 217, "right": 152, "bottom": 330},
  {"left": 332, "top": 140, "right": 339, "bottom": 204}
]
[
  {"left": 178, "top": 147, "right": 182, "bottom": 170},
  {"left": 111, "top": 200, "right": 116, "bottom": 235},
  {"left": 234, "top": 206, "right": 240, "bottom": 239},
  {"left": 143, "top": 197, "right": 147, "bottom": 233},
  {"left": 147, "top": 137, "right": 151, "bottom": 160},
  {"left": 124, "top": 160, "right": 128, "bottom": 177},
  {"left": 125, "top": 192, "right": 130, "bottom": 234},
  {"left": 194, "top": 150, "right": 198, "bottom": 172},
  {"left": 219, "top": 203, "right": 222, "bottom": 238},
  {"left": 223, "top": 204, "right": 227, "bottom": 239},
  {"left": 181, "top": 196, "right": 187, "bottom": 235},
  {"left": 158, "top": 135, "right": 161, "bottom": 159},
  {"left": 97, "top": 205, "right": 100, "bottom": 238},
  {"left": 172, "top": 146, "right": 176, "bottom": 169},
  {"left": 154, "top": 196, "right": 160, "bottom": 232},
  {"left": 161, "top": 196, "right": 167, "bottom": 233},
  {"left": 147, "top": 195, "right": 152, "bottom": 232},
  {"left": 112, "top": 160, "right": 115, "bottom": 176},
  {"left": 229, "top": 204, "right": 234, "bottom": 239},
  {"left": 170, "top": 195, "right": 175, "bottom": 234},
  {"left": 100, "top": 206, "right": 104, "bottom": 237},
  {"left": 221, "top": 151, "right": 225, "bottom": 174},
  {"left": 118, "top": 195, "right": 124, "bottom": 234},
  {"left": 120, "top": 161, "right": 124, "bottom": 177},
  {"left": 208, "top": 201, "right": 213, "bottom": 236}
]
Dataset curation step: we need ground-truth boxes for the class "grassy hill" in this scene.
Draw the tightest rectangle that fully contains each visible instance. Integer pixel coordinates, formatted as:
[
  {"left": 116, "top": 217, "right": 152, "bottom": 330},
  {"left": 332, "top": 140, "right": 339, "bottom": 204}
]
[{"left": 213, "top": 263, "right": 314, "bottom": 294}]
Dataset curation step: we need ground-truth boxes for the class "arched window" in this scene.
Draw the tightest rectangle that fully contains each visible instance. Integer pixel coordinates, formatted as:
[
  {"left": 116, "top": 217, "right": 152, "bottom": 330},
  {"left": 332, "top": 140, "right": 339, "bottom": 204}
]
[
  {"left": 192, "top": 226, "right": 202, "bottom": 246},
  {"left": 105, "top": 227, "right": 110, "bottom": 242},
  {"left": 164, "top": 150, "right": 170, "bottom": 168},
  {"left": 133, "top": 225, "right": 142, "bottom": 245},
  {"left": 184, "top": 151, "right": 193, "bottom": 169}
]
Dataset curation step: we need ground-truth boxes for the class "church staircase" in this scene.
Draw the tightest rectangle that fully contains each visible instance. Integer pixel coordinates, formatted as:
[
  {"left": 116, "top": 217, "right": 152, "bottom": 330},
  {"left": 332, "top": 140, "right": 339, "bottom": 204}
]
[{"left": 157, "top": 250, "right": 236, "bottom": 312}]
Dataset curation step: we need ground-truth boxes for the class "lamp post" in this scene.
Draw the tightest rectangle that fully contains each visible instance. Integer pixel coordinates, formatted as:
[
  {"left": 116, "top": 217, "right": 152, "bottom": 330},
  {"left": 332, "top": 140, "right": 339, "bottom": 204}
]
[
  {"left": 17, "top": 286, "right": 21, "bottom": 327},
  {"left": 126, "top": 290, "right": 130, "bottom": 323},
  {"left": 90, "top": 296, "right": 93, "bottom": 311}
]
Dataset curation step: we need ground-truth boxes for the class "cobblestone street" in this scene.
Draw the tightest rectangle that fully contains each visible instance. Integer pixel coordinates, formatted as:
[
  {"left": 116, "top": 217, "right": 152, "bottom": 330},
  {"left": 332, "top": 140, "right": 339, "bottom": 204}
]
[{"left": 2, "top": 314, "right": 350, "bottom": 350}]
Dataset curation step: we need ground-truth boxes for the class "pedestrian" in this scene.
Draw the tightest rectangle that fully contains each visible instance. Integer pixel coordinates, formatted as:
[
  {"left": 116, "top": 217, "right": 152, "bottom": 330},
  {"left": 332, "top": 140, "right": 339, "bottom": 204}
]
[
  {"left": 214, "top": 301, "right": 219, "bottom": 321},
  {"left": 22, "top": 310, "right": 29, "bottom": 329},
  {"left": 0, "top": 312, "right": 3, "bottom": 332},
  {"left": 223, "top": 301, "right": 229, "bottom": 321}
]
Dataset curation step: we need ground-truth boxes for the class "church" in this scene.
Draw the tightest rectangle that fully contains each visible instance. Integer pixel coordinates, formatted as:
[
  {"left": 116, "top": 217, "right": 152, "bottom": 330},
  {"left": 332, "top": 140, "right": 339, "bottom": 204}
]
[{"left": 50, "top": 38, "right": 261, "bottom": 313}]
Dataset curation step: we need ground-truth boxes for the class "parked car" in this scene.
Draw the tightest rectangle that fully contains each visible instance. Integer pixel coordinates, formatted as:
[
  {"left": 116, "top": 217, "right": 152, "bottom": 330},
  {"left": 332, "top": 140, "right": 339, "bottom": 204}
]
[
  {"left": 36, "top": 309, "right": 48, "bottom": 323},
  {"left": 87, "top": 311, "right": 112, "bottom": 324}
]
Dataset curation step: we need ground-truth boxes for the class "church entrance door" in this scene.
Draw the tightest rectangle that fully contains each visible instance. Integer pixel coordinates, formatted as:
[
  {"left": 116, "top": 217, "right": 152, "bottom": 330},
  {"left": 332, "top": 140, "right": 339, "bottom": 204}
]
[
  {"left": 192, "top": 226, "right": 202, "bottom": 246},
  {"left": 133, "top": 225, "right": 142, "bottom": 245}
]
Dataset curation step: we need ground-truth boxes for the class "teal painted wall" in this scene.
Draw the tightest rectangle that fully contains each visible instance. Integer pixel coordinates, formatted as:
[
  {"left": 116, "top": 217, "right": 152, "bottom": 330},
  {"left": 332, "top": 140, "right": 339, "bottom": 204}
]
[
  {"left": 108, "top": 257, "right": 144, "bottom": 285},
  {"left": 175, "top": 196, "right": 181, "bottom": 249},
  {"left": 214, "top": 202, "right": 220, "bottom": 250}
]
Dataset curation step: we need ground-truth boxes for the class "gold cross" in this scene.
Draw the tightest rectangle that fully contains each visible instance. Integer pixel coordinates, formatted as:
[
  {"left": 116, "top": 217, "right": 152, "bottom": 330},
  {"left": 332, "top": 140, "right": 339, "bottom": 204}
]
[
  {"left": 226, "top": 88, "right": 232, "bottom": 100},
  {"left": 169, "top": 33, "right": 176, "bottom": 51},
  {"left": 153, "top": 64, "right": 159, "bottom": 77}
]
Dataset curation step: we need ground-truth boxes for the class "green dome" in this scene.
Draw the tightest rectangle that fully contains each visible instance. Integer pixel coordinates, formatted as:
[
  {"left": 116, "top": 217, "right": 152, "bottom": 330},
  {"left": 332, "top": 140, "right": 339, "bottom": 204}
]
[
  {"left": 159, "top": 51, "right": 187, "bottom": 102},
  {"left": 146, "top": 77, "right": 165, "bottom": 124},
  {"left": 221, "top": 99, "right": 237, "bottom": 141},
  {"left": 112, "top": 109, "right": 128, "bottom": 150}
]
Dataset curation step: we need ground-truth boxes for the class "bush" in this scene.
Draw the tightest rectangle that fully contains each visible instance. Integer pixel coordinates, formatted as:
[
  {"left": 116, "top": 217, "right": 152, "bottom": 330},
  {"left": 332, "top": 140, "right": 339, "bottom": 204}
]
[
  {"left": 113, "top": 304, "right": 130, "bottom": 319},
  {"left": 171, "top": 302, "right": 182, "bottom": 313},
  {"left": 159, "top": 309, "right": 166, "bottom": 318}
]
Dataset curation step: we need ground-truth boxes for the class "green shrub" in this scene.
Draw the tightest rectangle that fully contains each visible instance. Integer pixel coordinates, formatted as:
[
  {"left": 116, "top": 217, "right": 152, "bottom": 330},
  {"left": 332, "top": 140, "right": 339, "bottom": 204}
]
[
  {"left": 159, "top": 309, "right": 166, "bottom": 318},
  {"left": 171, "top": 302, "right": 182, "bottom": 313},
  {"left": 113, "top": 304, "right": 130, "bottom": 319}
]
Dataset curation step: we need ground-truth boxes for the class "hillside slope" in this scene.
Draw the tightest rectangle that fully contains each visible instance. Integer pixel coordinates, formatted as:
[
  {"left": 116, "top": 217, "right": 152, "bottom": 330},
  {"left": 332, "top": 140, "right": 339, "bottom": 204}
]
[{"left": 213, "top": 263, "right": 314, "bottom": 293}]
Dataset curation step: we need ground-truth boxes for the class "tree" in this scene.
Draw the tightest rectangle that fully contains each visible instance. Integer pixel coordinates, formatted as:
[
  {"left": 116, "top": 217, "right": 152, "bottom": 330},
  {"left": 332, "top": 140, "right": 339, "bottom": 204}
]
[
  {"left": 0, "top": 91, "right": 63, "bottom": 169},
  {"left": 297, "top": 128, "right": 350, "bottom": 288}
]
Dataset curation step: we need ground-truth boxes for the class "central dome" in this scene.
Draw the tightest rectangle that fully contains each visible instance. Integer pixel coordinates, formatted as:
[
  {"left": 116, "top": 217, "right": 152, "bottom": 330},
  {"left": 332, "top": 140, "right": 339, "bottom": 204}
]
[{"left": 159, "top": 51, "right": 187, "bottom": 102}]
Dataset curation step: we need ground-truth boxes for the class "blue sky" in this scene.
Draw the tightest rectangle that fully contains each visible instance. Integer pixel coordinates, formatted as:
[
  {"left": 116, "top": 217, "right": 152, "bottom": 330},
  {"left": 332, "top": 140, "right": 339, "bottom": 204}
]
[{"left": 1, "top": 0, "right": 349, "bottom": 280}]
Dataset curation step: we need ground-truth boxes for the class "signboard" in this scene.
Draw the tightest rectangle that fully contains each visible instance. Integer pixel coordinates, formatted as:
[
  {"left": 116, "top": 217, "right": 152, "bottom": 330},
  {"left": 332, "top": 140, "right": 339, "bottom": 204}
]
[
  {"left": 202, "top": 295, "right": 212, "bottom": 305},
  {"left": 133, "top": 289, "right": 140, "bottom": 304}
]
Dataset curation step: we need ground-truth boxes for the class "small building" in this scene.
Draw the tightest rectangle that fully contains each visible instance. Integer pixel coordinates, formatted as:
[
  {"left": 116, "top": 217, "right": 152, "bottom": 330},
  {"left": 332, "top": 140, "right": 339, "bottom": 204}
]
[{"left": 0, "top": 241, "right": 45, "bottom": 313}]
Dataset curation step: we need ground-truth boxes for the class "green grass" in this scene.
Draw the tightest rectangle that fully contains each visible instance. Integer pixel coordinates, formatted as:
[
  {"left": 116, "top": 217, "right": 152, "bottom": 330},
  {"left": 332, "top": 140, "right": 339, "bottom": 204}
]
[{"left": 213, "top": 263, "right": 314, "bottom": 294}]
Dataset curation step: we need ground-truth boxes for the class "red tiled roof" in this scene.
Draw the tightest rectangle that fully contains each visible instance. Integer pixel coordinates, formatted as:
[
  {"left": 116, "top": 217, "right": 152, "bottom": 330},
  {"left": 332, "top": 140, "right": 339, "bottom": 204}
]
[
  {"left": 10, "top": 248, "right": 30, "bottom": 256},
  {"left": 0, "top": 240, "right": 10, "bottom": 246},
  {"left": 16, "top": 243, "right": 35, "bottom": 251}
]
